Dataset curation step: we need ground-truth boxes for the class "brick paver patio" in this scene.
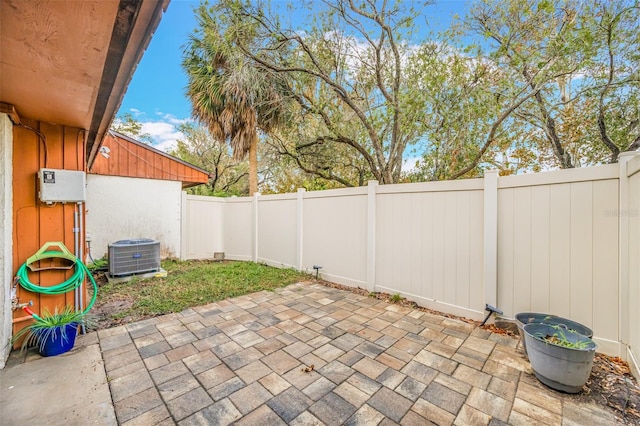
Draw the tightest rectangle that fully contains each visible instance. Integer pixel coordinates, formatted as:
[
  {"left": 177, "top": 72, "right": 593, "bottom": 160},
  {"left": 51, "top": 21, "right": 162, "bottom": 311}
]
[{"left": 98, "top": 283, "right": 616, "bottom": 425}]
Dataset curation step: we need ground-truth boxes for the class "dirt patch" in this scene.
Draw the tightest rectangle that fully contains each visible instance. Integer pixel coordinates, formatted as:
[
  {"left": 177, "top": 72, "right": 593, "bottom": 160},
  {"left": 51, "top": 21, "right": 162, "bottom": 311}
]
[
  {"left": 579, "top": 353, "right": 640, "bottom": 424},
  {"left": 91, "top": 297, "right": 137, "bottom": 329},
  {"left": 89, "top": 273, "right": 148, "bottom": 329}
]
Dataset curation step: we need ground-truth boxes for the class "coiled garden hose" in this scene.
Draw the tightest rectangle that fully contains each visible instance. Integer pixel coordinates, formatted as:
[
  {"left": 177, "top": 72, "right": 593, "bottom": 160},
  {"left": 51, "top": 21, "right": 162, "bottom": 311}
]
[{"left": 16, "top": 245, "right": 98, "bottom": 320}]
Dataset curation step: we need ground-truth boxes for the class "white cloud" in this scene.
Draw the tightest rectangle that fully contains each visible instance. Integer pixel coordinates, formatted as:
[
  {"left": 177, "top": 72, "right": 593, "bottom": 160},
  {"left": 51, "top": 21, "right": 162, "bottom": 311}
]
[
  {"left": 154, "top": 138, "right": 180, "bottom": 153},
  {"left": 128, "top": 112, "right": 193, "bottom": 153},
  {"left": 156, "top": 112, "right": 190, "bottom": 126},
  {"left": 402, "top": 157, "right": 420, "bottom": 172},
  {"left": 120, "top": 108, "right": 193, "bottom": 152}
]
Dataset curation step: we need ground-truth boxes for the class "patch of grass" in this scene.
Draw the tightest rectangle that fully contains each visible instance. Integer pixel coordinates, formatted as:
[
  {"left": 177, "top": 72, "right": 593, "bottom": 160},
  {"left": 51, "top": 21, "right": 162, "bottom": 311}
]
[
  {"left": 390, "top": 293, "right": 403, "bottom": 303},
  {"left": 96, "top": 260, "right": 310, "bottom": 320},
  {"left": 87, "top": 257, "right": 108, "bottom": 272}
]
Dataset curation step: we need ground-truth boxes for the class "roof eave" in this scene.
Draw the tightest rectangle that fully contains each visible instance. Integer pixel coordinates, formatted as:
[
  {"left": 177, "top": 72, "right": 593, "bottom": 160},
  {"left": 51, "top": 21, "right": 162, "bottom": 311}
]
[{"left": 86, "top": 0, "right": 170, "bottom": 169}]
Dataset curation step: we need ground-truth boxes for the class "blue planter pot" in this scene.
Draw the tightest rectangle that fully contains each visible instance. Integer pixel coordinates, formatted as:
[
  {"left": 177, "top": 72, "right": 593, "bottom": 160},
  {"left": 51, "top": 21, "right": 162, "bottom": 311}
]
[
  {"left": 523, "top": 323, "right": 597, "bottom": 393},
  {"left": 35, "top": 323, "right": 79, "bottom": 357},
  {"left": 516, "top": 312, "right": 593, "bottom": 357}
]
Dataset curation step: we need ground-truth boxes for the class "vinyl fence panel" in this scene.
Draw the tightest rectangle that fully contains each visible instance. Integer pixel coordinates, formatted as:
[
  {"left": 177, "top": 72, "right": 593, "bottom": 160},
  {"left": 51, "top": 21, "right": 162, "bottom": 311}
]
[
  {"left": 181, "top": 194, "right": 224, "bottom": 260},
  {"left": 180, "top": 156, "right": 640, "bottom": 373},
  {"left": 375, "top": 181, "right": 485, "bottom": 318},
  {"left": 257, "top": 194, "right": 297, "bottom": 268},
  {"left": 302, "top": 188, "right": 368, "bottom": 287},
  {"left": 626, "top": 155, "right": 640, "bottom": 377},
  {"left": 497, "top": 165, "right": 620, "bottom": 354},
  {"left": 224, "top": 198, "right": 253, "bottom": 261}
]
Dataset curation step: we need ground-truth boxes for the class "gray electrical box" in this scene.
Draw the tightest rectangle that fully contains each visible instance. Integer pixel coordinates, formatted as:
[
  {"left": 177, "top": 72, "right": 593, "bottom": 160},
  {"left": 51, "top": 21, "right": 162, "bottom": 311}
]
[{"left": 38, "top": 168, "right": 86, "bottom": 203}]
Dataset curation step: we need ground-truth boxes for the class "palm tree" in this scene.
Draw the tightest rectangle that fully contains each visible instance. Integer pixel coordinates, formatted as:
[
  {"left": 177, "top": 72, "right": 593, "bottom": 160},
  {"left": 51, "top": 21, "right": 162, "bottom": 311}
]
[{"left": 182, "top": 6, "right": 288, "bottom": 195}]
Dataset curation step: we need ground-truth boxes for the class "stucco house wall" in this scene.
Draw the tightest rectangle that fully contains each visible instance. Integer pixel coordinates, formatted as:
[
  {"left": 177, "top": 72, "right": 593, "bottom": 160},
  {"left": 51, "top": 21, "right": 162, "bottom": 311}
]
[
  {"left": 0, "top": 114, "right": 13, "bottom": 368},
  {"left": 86, "top": 175, "right": 182, "bottom": 260}
]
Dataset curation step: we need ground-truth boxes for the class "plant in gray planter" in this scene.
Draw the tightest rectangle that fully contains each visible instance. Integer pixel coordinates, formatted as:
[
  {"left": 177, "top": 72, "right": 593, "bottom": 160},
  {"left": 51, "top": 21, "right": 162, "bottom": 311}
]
[
  {"left": 515, "top": 312, "right": 593, "bottom": 357},
  {"left": 523, "top": 323, "right": 597, "bottom": 393}
]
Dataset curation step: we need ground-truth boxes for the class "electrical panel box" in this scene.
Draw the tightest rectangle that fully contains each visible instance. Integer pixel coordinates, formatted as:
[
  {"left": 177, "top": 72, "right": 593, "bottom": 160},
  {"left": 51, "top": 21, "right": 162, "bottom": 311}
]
[{"left": 38, "top": 168, "right": 86, "bottom": 203}]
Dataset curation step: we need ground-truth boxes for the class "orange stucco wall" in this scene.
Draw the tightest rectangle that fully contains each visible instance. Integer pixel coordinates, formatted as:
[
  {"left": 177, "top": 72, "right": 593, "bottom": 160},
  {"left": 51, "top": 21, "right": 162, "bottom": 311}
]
[{"left": 12, "top": 119, "right": 88, "bottom": 339}]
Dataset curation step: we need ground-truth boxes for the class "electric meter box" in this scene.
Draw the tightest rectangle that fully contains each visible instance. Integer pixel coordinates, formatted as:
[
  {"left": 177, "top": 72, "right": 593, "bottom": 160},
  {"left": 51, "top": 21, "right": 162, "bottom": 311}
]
[{"left": 38, "top": 168, "right": 86, "bottom": 203}]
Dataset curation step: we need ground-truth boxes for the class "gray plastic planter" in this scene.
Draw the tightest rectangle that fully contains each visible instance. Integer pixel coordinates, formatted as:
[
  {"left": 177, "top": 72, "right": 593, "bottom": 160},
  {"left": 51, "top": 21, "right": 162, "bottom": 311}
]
[
  {"left": 523, "top": 323, "right": 597, "bottom": 393},
  {"left": 516, "top": 312, "right": 593, "bottom": 357}
]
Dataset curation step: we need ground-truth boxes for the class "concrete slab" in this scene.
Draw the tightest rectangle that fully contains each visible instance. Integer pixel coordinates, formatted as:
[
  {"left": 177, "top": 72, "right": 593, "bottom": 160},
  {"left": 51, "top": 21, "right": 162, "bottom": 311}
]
[
  {"left": 106, "top": 269, "right": 167, "bottom": 284},
  {"left": 0, "top": 333, "right": 116, "bottom": 425}
]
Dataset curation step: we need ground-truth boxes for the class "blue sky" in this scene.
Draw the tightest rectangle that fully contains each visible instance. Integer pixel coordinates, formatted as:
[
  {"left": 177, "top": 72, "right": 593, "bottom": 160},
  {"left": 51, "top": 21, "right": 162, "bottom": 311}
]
[{"left": 117, "top": 0, "right": 470, "bottom": 152}]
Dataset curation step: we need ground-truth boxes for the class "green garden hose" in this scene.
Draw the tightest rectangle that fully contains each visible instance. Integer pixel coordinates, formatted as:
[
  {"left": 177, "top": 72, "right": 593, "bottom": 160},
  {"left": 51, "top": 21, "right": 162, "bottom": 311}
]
[{"left": 16, "top": 247, "right": 98, "bottom": 318}]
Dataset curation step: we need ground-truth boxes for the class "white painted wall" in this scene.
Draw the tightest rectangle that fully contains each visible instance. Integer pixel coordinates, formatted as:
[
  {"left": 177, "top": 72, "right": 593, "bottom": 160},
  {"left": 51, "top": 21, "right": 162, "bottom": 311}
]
[
  {"left": 0, "top": 114, "right": 13, "bottom": 369},
  {"left": 86, "top": 175, "right": 181, "bottom": 260}
]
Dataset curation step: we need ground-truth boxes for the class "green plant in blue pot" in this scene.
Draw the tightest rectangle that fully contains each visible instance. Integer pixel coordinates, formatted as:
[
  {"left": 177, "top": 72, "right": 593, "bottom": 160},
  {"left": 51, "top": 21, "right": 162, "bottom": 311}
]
[{"left": 12, "top": 305, "right": 95, "bottom": 357}]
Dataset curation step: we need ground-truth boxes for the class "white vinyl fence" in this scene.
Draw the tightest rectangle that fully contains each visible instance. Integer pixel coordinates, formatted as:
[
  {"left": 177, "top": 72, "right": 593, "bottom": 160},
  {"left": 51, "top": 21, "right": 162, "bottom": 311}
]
[
  {"left": 181, "top": 155, "right": 640, "bottom": 377},
  {"left": 624, "top": 154, "right": 640, "bottom": 378},
  {"left": 180, "top": 194, "right": 225, "bottom": 260}
]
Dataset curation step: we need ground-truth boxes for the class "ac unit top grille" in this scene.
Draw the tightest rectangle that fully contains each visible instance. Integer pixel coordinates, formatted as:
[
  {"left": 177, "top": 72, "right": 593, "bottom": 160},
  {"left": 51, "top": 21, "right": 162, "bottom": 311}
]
[{"left": 108, "top": 238, "right": 160, "bottom": 277}]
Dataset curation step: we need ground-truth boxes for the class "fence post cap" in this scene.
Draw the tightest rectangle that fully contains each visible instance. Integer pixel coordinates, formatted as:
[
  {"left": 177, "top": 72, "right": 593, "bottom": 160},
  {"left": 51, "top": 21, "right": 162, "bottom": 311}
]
[{"left": 619, "top": 151, "right": 639, "bottom": 160}]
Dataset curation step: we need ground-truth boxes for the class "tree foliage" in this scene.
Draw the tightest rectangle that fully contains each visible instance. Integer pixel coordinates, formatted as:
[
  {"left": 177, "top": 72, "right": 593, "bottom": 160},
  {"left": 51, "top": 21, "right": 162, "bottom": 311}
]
[
  {"left": 171, "top": 123, "right": 248, "bottom": 196},
  {"left": 465, "top": 0, "right": 640, "bottom": 169},
  {"left": 110, "top": 113, "right": 153, "bottom": 144},
  {"left": 192, "top": 0, "right": 435, "bottom": 186},
  {"left": 182, "top": 3, "right": 291, "bottom": 194},
  {"left": 185, "top": 0, "right": 639, "bottom": 191}
]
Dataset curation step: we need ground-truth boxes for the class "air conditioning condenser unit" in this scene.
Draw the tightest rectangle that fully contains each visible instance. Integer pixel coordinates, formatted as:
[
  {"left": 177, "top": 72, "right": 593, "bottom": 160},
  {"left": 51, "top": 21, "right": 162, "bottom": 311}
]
[{"left": 108, "top": 238, "right": 160, "bottom": 277}]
